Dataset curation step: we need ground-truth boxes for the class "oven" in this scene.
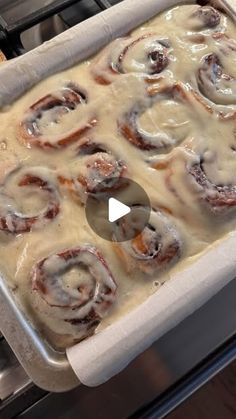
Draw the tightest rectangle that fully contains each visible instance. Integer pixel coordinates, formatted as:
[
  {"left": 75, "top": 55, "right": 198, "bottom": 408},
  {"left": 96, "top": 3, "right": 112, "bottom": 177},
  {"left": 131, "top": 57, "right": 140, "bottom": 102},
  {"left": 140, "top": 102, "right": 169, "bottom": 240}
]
[{"left": 0, "top": 1, "right": 235, "bottom": 418}]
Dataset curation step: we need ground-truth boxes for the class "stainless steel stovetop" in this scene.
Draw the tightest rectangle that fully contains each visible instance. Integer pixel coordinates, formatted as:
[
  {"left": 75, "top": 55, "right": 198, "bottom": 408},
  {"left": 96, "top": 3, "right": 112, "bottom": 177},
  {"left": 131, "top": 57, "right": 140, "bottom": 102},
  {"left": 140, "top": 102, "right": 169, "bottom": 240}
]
[{"left": 0, "top": 1, "right": 235, "bottom": 418}]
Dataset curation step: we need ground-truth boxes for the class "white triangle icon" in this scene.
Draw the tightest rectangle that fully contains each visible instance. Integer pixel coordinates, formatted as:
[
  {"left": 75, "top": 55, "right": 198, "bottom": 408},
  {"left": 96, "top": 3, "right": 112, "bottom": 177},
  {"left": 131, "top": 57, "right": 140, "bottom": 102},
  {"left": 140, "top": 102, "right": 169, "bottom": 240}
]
[{"left": 108, "top": 198, "right": 131, "bottom": 223}]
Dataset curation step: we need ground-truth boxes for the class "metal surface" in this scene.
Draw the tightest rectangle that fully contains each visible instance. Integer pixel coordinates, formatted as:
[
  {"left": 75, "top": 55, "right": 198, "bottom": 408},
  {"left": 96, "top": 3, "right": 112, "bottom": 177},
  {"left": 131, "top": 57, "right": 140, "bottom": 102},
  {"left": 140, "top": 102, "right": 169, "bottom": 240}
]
[
  {"left": 0, "top": 338, "right": 30, "bottom": 401},
  {"left": 60, "top": 0, "right": 120, "bottom": 27},
  {"left": 0, "top": 0, "right": 85, "bottom": 57},
  {"left": 0, "top": 276, "right": 79, "bottom": 392},
  {"left": 0, "top": 0, "right": 81, "bottom": 33},
  {"left": 0, "top": 383, "right": 47, "bottom": 419},
  {"left": 94, "top": 0, "right": 112, "bottom": 9},
  {"left": 130, "top": 334, "right": 236, "bottom": 419}
]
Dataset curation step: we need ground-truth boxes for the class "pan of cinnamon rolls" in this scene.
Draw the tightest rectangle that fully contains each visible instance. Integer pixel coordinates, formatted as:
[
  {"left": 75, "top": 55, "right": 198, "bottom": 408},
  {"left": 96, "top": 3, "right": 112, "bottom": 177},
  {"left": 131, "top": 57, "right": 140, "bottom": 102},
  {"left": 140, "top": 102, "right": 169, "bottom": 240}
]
[{"left": 1, "top": 1, "right": 236, "bottom": 356}]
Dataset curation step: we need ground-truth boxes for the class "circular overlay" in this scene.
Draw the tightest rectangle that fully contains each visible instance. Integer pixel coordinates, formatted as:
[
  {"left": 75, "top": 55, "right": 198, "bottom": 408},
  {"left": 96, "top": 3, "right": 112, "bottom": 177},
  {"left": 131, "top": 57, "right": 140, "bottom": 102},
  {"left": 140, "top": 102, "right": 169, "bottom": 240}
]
[{"left": 85, "top": 177, "right": 151, "bottom": 242}]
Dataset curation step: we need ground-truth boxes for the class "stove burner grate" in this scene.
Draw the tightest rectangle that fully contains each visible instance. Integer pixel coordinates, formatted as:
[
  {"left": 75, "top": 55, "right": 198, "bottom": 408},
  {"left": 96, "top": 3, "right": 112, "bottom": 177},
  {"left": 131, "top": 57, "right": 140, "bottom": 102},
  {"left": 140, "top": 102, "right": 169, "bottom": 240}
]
[{"left": 0, "top": 0, "right": 114, "bottom": 58}]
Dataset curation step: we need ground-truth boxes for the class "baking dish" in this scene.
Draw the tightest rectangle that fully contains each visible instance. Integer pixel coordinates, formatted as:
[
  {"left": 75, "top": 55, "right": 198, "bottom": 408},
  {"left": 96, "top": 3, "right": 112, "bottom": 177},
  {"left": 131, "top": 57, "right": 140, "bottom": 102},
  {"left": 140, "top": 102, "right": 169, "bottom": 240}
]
[{"left": 0, "top": 0, "right": 236, "bottom": 391}]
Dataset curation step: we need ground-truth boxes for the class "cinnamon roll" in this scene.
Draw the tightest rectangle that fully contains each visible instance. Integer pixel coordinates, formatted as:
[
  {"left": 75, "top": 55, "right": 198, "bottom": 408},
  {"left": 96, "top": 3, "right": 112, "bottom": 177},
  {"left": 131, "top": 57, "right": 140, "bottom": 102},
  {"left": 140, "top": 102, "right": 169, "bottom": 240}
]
[
  {"left": 92, "top": 34, "right": 171, "bottom": 85},
  {"left": 118, "top": 84, "right": 191, "bottom": 153},
  {"left": 113, "top": 206, "right": 181, "bottom": 275},
  {"left": 31, "top": 246, "right": 117, "bottom": 346},
  {"left": 20, "top": 83, "right": 97, "bottom": 149},
  {"left": 58, "top": 139, "right": 127, "bottom": 200},
  {"left": 197, "top": 35, "right": 236, "bottom": 105},
  {"left": 0, "top": 167, "right": 59, "bottom": 233},
  {"left": 190, "top": 6, "right": 221, "bottom": 30},
  {"left": 188, "top": 159, "right": 236, "bottom": 214}
]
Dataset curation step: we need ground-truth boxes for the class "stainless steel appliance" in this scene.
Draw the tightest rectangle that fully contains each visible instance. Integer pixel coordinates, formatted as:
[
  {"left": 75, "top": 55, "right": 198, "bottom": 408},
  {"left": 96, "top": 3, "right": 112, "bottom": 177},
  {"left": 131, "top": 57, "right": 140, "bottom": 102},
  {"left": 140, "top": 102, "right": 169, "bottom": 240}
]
[{"left": 0, "top": 1, "right": 235, "bottom": 417}]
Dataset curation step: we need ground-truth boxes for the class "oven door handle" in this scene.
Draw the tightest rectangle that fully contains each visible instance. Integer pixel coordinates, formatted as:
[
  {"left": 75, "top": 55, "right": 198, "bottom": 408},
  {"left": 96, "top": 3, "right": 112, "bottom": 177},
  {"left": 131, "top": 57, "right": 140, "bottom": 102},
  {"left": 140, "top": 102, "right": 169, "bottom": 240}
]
[{"left": 130, "top": 333, "right": 236, "bottom": 419}]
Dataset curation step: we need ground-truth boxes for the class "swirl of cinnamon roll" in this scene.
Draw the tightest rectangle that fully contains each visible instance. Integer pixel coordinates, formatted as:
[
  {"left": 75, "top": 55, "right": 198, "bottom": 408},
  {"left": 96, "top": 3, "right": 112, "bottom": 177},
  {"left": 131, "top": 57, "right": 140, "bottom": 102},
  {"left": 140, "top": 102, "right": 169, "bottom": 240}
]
[
  {"left": 188, "top": 159, "right": 236, "bottom": 214},
  {"left": 92, "top": 34, "right": 171, "bottom": 85},
  {"left": 31, "top": 246, "right": 117, "bottom": 343},
  {"left": 197, "top": 35, "right": 236, "bottom": 105},
  {"left": 113, "top": 206, "right": 181, "bottom": 275},
  {"left": 190, "top": 6, "right": 221, "bottom": 30},
  {"left": 58, "top": 139, "right": 127, "bottom": 199},
  {"left": 0, "top": 167, "right": 59, "bottom": 233},
  {"left": 118, "top": 84, "right": 191, "bottom": 153},
  {"left": 20, "top": 83, "right": 97, "bottom": 149},
  {"left": 214, "top": 33, "right": 236, "bottom": 54}
]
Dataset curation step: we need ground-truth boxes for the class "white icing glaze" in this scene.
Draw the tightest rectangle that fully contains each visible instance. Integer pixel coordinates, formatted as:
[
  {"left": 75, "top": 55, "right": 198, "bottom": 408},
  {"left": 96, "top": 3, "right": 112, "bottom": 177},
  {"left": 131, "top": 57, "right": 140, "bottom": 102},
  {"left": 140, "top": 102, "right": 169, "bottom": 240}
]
[{"left": 0, "top": 3, "right": 236, "bottom": 348}]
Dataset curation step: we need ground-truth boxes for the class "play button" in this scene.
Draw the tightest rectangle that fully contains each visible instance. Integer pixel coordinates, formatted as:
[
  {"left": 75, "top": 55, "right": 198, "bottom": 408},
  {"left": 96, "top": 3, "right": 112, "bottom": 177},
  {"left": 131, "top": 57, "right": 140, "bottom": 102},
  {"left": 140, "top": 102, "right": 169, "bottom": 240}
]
[
  {"left": 85, "top": 177, "right": 151, "bottom": 242},
  {"left": 108, "top": 198, "right": 131, "bottom": 223}
]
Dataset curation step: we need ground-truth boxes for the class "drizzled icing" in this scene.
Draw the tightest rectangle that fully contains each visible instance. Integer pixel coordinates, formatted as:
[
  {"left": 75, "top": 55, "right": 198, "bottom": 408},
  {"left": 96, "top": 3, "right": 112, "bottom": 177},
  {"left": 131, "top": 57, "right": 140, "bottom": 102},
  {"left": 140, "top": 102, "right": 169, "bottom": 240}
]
[
  {"left": 0, "top": 3, "right": 236, "bottom": 348},
  {"left": 0, "top": 167, "right": 60, "bottom": 233},
  {"left": 20, "top": 83, "right": 97, "bottom": 149},
  {"left": 113, "top": 207, "right": 181, "bottom": 275},
  {"left": 31, "top": 246, "right": 117, "bottom": 343}
]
